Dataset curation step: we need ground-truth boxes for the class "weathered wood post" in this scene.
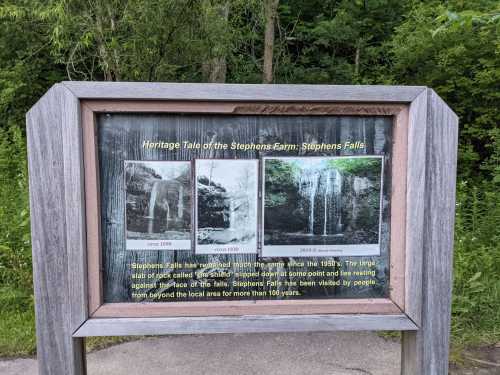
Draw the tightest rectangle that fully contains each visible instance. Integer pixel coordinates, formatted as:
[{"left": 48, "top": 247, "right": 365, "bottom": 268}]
[
  {"left": 401, "top": 90, "right": 459, "bottom": 374},
  {"left": 27, "top": 85, "right": 87, "bottom": 374},
  {"left": 27, "top": 83, "right": 458, "bottom": 375}
]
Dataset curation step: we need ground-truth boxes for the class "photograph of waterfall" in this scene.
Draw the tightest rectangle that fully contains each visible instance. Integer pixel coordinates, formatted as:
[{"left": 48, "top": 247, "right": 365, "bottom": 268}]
[
  {"left": 125, "top": 161, "right": 191, "bottom": 250},
  {"left": 195, "top": 159, "right": 258, "bottom": 254},
  {"left": 262, "top": 156, "right": 383, "bottom": 257}
]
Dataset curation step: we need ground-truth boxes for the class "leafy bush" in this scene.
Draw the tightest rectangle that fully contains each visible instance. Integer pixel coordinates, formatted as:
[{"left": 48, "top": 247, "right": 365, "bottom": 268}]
[
  {"left": 452, "top": 181, "right": 500, "bottom": 345},
  {"left": 0, "top": 126, "right": 32, "bottom": 291},
  {"left": 0, "top": 126, "right": 36, "bottom": 356}
]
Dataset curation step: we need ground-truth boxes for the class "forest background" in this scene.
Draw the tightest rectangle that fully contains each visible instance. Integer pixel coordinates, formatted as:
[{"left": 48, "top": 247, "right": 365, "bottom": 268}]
[{"left": 0, "top": 0, "right": 498, "bottom": 362}]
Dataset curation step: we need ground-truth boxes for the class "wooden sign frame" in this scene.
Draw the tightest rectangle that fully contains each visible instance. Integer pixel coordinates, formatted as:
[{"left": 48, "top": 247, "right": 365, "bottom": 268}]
[{"left": 27, "top": 82, "right": 458, "bottom": 375}]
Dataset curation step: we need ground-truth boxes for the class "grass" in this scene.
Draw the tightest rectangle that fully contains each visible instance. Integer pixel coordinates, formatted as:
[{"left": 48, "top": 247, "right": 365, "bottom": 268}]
[
  {"left": 0, "top": 288, "right": 36, "bottom": 357},
  {"left": 451, "top": 183, "right": 500, "bottom": 344},
  {"left": 86, "top": 336, "right": 143, "bottom": 353},
  {"left": 0, "top": 286, "right": 140, "bottom": 357}
]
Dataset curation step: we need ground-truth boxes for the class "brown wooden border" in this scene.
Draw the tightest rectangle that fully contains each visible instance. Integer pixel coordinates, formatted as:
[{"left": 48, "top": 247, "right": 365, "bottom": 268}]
[{"left": 82, "top": 100, "right": 408, "bottom": 318}]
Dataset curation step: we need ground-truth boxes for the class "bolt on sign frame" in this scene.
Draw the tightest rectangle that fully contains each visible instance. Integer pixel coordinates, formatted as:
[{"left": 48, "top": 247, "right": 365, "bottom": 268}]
[{"left": 27, "top": 82, "right": 458, "bottom": 375}]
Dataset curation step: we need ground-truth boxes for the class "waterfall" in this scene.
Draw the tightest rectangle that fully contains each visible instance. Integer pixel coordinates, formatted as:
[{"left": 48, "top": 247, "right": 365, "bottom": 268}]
[
  {"left": 301, "top": 172, "right": 320, "bottom": 235},
  {"left": 297, "top": 170, "right": 321, "bottom": 235},
  {"left": 323, "top": 169, "right": 332, "bottom": 236},
  {"left": 177, "top": 184, "right": 184, "bottom": 219},
  {"left": 309, "top": 173, "right": 320, "bottom": 234},
  {"left": 147, "top": 181, "right": 160, "bottom": 234},
  {"left": 334, "top": 169, "right": 343, "bottom": 233},
  {"left": 229, "top": 199, "right": 236, "bottom": 230},
  {"left": 165, "top": 202, "right": 170, "bottom": 230}
]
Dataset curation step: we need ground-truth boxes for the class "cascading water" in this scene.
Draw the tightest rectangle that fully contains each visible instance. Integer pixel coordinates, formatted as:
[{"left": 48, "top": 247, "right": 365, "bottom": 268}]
[
  {"left": 310, "top": 173, "right": 320, "bottom": 234},
  {"left": 147, "top": 181, "right": 160, "bottom": 233},
  {"left": 297, "top": 171, "right": 320, "bottom": 235},
  {"left": 297, "top": 166, "right": 343, "bottom": 236},
  {"left": 177, "top": 184, "right": 184, "bottom": 219},
  {"left": 323, "top": 169, "right": 332, "bottom": 236},
  {"left": 229, "top": 198, "right": 236, "bottom": 230},
  {"left": 334, "top": 169, "right": 343, "bottom": 233}
]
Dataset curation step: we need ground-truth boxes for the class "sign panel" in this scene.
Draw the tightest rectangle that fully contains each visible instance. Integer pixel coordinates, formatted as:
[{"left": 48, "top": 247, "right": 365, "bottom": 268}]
[
  {"left": 125, "top": 160, "right": 191, "bottom": 250},
  {"left": 262, "top": 155, "right": 383, "bottom": 257},
  {"left": 195, "top": 159, "right": 259, "bottom": 255},
  {"left": 98, "top": 113, "right": 393, "bottom": 303}
]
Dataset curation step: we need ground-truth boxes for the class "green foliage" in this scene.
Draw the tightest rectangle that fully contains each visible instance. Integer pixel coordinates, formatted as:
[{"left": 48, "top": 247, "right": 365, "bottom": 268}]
[
  {"left": 0, "top": 287, "right": 36, "bottom": 356},
  {"left": 275, "top": 0, "right": 409, "bottom": 84},
  {"left": 264, "top": 159, "right": 299, "bottom": 207},
  {"left": 42, "top": 0, "right": 206, "bottom": 81},
  {"left": 388, "top": 1, "right": 500, "bottom": 180},
  {"left": 328, "top": 157, "right": 381, "bottom": 176},
  {"left": 452, "top": 181, "right": 500, "bottom": 345},
  {"left": 0, "top": 0, "right": 499, "bottom": 357},
  {"left": 0, "top": 127, "right": 32, "bottom": 291}
]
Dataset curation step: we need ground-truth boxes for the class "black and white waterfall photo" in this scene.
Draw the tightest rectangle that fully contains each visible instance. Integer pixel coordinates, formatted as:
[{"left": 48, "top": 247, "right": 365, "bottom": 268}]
[
  {"left": 125, "top": 161, "right": 191, "bottom": 250},
  {"left": 195, "top": 159, "right": 258, "bottom": 254},
  {"left": 262, "top": 156, "right": 383, "bottom": 257}
]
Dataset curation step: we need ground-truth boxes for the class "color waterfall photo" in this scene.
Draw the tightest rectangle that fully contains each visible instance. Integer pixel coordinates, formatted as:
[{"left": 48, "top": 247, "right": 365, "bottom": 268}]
[
  {"left": 125, "top": 160, "right": 191, "bottom": 250},
  {"left": 262, "top": 156, "right": 383, "bottom": 257}
]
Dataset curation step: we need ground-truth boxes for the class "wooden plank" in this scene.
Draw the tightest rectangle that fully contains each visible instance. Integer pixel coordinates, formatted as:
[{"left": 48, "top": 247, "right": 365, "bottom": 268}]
[
  {"left": 74, "top": 314, "right": 418, "bottom": 337},
  {"left": 83, "top": 100, "right": 406, "bottom": 116},
  {"left": 63, "top": 81, "right": 426, "bottom": 102},
  {"left": 401, "top": 89, "right": 459, "bottom": 375},
  {"left": 82, "top": 103, "right": 103, "bottom": 315},
  {"left": 389, "top": 106, "right": 409, "bottom": 310},
  {"left": 27, "top": 83, "right": 86, "bottom": 374},
  {"left": 61, "top": 91, "right": 88, "bottom": 332},
  {"left": 92, "top": 299, "right": 402, "bottom": 318},
  {"left": 404, "top": 90, "right": 428, "bottom": 326}
]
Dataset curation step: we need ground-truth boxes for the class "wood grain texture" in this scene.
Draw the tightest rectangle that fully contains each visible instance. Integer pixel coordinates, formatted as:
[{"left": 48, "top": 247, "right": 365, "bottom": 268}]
[
  {"left": 74, "top": 314, "right": 418, "bottom": 337},
  {"left": 401, "top": 89, "right": 459, "bottom": 375},
  {"left": 82, "top": 103, "right": 103, "bottom": 315},
  {"left": 27, "top": 83, "right": 86, "bottom": 375},
  {"left": 389, "top": 107, "right": 408, "bottom": 311},
  {"left": 82, "top": 100, "right": 406, "bottom": 116},
  {"left": 92, "top": 299, "right": 402, "bottom": 318},
  {"left": 62, "top": 91, "right": 88, "bottom": 332},
  {"left": 62, "top": 81, "right": 426, "bottom": 102},
  {"left": 404, "top": 90, "right": 428, "bottom": 326}
]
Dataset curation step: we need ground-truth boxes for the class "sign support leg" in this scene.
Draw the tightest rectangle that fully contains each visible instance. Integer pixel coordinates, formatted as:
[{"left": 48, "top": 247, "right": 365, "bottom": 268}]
[
  {"left": 27, "top": 84, "right": 88, "bottom": 375},
  {"left": 401, "top": 89, "right": 458, "bottom": 375}
]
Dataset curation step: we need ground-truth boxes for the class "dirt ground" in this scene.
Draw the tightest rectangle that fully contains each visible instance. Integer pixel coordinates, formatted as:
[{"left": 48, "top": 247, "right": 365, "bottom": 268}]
[{"left": 450, "top": 345, "right": 500, "bottom": 375}]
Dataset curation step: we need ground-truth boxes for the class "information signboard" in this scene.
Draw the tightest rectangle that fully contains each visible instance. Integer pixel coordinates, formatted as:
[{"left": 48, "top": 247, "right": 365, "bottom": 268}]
[
  {"left": 27, "top": 82, "right": 458, "bottom": 375},
  {"left": 84, "top": 103, "right": 409, "bottom": 317}
]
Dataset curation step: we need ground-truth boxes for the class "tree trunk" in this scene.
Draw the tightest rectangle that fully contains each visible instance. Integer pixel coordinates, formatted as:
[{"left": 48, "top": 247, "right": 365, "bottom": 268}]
[
  {"left": 202, "top": 2, "right": 229, "bottom": 83},
  {"left": 107, "top": 3, "right": 121, "bottom": 81},
  {"left": 94, "top": 3, "right": 120, "bottom": 81},
  {"left": 262, "top": 0, "right": 279, "bottom": 84},
  {"left": 354, "top": 38, "right": 362, "bottom": 78}
]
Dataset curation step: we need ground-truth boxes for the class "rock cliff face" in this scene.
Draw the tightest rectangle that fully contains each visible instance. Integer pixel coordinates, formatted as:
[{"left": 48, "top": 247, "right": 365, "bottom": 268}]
[
  {"left": 197, "top": 176, "right": 252, "bottom": 230},
  {"left": 341, "top": 174, "right": 380, "bottom": 243},
  {"left": 265, "top": 159, "right": 381, "bottom": 245},
  {"left": 197, "top": 176, "right": 228, "bottom": 229},
  {"left": 126, "top": 163, "right": 190, "bottom": 234}
]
